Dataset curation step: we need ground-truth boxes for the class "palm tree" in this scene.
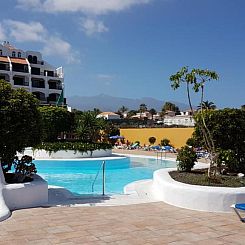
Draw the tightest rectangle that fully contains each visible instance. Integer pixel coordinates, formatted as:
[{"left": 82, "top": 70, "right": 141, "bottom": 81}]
[
  {"left": 149, "top": 108, "right": 157, "bottom": 120},
  {"left": 198, "top": 100, "right": 216, "bottom": 110},
  {"left": 118, "top": 105, "right": 128, "bottom": 118},
  {"left": 76, "top": 111, "right": 106, "bottom": 143},
  {"left": 139, "top": 103, "right": 147, "bottom": 119},
  {"left": 162, "top": 102, "right": 179, "bottom": 112},
  {"left": 127, "top": 110, "right": 137, "bottom": 118}
]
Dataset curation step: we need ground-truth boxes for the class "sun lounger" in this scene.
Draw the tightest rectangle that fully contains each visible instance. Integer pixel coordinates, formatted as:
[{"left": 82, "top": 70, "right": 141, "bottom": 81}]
[{"left": 231, "top": 203, "right": 245, "bottom": 222}]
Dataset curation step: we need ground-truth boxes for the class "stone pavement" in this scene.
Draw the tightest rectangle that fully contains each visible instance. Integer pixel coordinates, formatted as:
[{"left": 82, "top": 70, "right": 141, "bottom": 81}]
[{"left": 0, "top": 202, "right": 244, "bottom": 245}]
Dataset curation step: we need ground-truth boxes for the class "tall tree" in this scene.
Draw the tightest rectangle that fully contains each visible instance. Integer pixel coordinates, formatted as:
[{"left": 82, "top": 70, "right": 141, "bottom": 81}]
[
  {"left": 39, "top": 106, "right": 72, "bottom": 142},
  {"left": 139, "top": 103, "right": 147, "bottom": 118},
  {"left": 197, "top": 100, "right": 216, "bottom": 110},
  {"left": 0, "top": 80, "right": 41, "bottom": 172},
  {"left": 170, "top": 67, "right": 219, "bottom": 177},
  {"left": 76, "top": 111, "right": 107, "bottom": 143},
  {"left": 118, "top": 105, "right": 128, "bottom": 118},
  {"left": 162, "top": 102, "right": 180, "bottom": 113},
  {"left": 149, "top": 108, "right": 157, "bottom": 120},
  {"left": 127, "top": 110, "right": 137, "bottom": 118},
  {"left": 93, "top": 108, "right": 101, "bottom": 115}
]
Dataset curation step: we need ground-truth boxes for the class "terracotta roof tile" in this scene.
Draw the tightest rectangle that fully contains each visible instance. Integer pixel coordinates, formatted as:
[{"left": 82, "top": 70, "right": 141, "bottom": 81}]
[
  {"left": 10, "top": 57, "right": 28, "bottom": 65},
  {"left": 0, "top": 56, "right": 9, "bottom": 63}
]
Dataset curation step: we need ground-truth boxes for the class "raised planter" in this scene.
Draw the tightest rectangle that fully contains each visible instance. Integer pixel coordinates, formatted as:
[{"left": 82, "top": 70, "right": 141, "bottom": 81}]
[
  {"left": 0, "top": 165, "right": 48, "bottom": 222},
  {"left": 3, "top": 174, "right": 48, "bottom": 210},
  {"left": 152, "top": 168, "right": 245, "bottom": 213},
  {"left": 23, "top": 148, "right": 112, "bottom": 159}
]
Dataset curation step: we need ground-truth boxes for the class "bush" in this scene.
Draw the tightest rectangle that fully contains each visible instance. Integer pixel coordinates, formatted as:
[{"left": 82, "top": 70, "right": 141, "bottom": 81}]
[
  {"left": 177, "top": 146, "right": 197, "bottom": 172},
  {"left": 148, "top": 136, "right": 156, "bottom": 145},
  {"left": 34, "top": 142, "right": 112, "bottom": 153},
  {"left": 193, "top": 109, "right": 245, "bottom": 173},
  {"left": 186, "top": 137, "right": 198, "bottom": 147},
  {"left": 161, "top": 138, "right": 170, "bottom": 146},
  {"left": 12, "top": 155, "right": 37, "bottom": 183},
  {"left": 217, "top": 149, "right": 243, "bottom": 173}
]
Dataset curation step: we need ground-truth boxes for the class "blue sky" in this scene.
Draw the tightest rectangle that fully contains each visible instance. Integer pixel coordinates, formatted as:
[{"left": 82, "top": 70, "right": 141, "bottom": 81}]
[{"left": 0, "top": 0, "right": 244, "bottom": 109}]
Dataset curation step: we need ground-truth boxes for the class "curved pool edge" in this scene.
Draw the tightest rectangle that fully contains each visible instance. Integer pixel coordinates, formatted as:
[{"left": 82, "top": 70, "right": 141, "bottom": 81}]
[{"left": 152, "top": 167, "right": 245, "bottom": 213}]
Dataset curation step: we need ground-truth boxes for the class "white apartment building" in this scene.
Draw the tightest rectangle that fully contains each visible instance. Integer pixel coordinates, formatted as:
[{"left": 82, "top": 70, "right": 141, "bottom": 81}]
[
  {"left": 163, "top": 115, "right": 195, "bottom": 127},
  {"left": 97, "top": 112, "right": 121, "bottom": 120},
  {"left": 0, "top": 41, "right": 65, "bottom": 105}
]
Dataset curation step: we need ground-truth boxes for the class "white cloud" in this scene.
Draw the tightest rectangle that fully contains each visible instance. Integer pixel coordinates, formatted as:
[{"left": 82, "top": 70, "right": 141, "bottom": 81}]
[
  {"left": 0, "top": 23, "right": 7, "bottom": 41},
  {"left": 96, "top": 73, "right": 115, "bottom": 85},
  {"left": 17, "top": 0, "right": 151, "bottom": 15},
  {"left": 80, "top": 18, "right": 108, "bottom": 36},
  {"left": 0, "top": 19, "right": 79, "bottom": 64},
  {"left": 3, "top": 20, "right": 46, "bottom": 42},
  {"left": 42, "top": 36, "right": 79, "bottom": 64},
  {"left": 97, "top": 74, "right": 115, "bottom": 81}
]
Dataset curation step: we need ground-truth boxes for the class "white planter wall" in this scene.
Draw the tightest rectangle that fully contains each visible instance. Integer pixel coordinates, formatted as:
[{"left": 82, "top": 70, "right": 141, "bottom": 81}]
[
  {"left": 23, "top": 148, "right": 112, "bottom": 159},
  {"left": 3, "top": 174, "right": 48, "bottom": 210},
  {"left": 152, "top": 168, "right": 245, "bottom": 213},
  {"left": 0, "top": 164, "right": 48, "bottom": 222}
]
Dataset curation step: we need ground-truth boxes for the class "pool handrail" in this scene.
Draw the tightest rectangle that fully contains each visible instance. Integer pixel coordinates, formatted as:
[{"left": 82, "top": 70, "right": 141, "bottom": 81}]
[{"left": 91, "top": 161, "right": 106, "bottom": 195}]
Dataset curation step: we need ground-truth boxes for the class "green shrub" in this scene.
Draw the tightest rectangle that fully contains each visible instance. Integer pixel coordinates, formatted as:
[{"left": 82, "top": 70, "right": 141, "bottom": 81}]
[
  {"left": 177, "top": 146, "right": 197, "bottom": 172},
  {"left": 161, "top": 138, "right": 170, "bottom": 146},
  {"left": 148, "top": 137, "right": 156, "bottom": 145},
  {"left": 186, "top": 137, "right": 198, "bottom": 147},
  {"left": 193, "top": 109, "right": 245, "bottom": 173},
  {"left": 13, "top": 155, "right": 37, "bottom": 183},
  {"left": 34, "top": 142, "right": 112, "bottom": 153},
  {"left": 217, "top": 149, "right": 243, "bottom": 173}
]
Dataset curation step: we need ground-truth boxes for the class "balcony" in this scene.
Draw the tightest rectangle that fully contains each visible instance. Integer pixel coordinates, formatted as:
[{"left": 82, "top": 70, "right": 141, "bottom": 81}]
[
  {"left": 12, "top": 64, "right": 29, "bottom": 73},
  {"left": 32, "top": 79, "right": 45, "bottom": 88},
  {"left": 13, "top": 76, "right": 29, "bottom": 86},
  {"left": 48, "top": 80, "right": 62, "bottom": 90},
  {"left": 0, "top": 63, "right": 10, "bottom": 71}
]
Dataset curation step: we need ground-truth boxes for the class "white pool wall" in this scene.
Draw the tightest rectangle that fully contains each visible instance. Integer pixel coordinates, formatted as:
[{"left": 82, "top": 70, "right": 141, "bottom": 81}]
[{"left": 22, "top": 148, "right": 112, "bottom": 159}]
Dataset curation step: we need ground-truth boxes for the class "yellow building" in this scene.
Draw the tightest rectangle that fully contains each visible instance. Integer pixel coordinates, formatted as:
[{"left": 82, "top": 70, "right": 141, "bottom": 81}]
[{"left": 120, "top": 128, "right": 194, "bottom": 149}]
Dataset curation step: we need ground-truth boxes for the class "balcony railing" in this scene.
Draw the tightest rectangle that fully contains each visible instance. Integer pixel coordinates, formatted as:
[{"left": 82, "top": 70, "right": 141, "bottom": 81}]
[
  {"left": 0, "top": 65, "right": 10, "bottom": 71},
  {"left": 32, "top": 84, "right": 45, "bottom": 88},
  {"left": 49, "top": 85, "right": 62, "bottom": 90}
]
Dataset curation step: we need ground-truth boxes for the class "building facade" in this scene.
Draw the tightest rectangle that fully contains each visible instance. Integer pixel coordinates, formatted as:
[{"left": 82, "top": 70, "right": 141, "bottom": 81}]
[
  {"left": 0, "top": 41, "right": 65, "bottom": 105},
  {"left": 97, "top": 112, "right": 121, "bottom": 120}
]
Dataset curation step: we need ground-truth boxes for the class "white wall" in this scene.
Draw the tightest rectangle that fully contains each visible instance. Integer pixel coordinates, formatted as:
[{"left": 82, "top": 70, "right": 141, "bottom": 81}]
[
  {"left": 152, "top": 168, "right": 245, "bottom": 212},
  {"left": 0, "top": 166, "right": 11, "bottom": 221},
  {"left": 22, "top": 148, "right": 112, "bottom": 159},
  {"left": 3, "top": 174, "right": 48, "bottom": 210}
]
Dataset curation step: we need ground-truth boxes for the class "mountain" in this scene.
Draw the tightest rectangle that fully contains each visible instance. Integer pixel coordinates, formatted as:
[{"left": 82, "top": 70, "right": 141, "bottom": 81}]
[{"left": 67, "top": 94, "right": 189, "bottom": 112}]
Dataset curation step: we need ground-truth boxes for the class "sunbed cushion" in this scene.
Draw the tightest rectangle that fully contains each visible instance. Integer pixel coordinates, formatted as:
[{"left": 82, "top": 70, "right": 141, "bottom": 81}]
[{"left": 235, "top": 203, "right": 245, "bottom": 211}]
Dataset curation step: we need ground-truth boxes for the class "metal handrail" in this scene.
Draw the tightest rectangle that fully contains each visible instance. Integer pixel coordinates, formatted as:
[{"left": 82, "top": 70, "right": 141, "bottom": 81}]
[
  {"left": 156, "top": 151, "right": 166, "bottom": 161},
  {"left": 91, "top": 161, "right": 106, "bottom": 195}
]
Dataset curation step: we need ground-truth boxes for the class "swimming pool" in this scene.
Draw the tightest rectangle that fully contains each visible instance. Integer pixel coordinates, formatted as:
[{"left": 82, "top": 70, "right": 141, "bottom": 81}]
[{"left": 34, "top": 156, "right": 176, "bottom": 195}]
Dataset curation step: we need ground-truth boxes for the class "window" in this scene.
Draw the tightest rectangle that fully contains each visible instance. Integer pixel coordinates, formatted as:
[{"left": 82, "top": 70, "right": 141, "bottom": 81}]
[
  {"left": 28, "top": 55, "right": 33, "bottom": 63},
  {"left": 32, "top": 56, "right": 37, "bottom": 64},
  {"left": 12, "top": 51, "right": 16, "bottom": 57},
  {"left": 18, "top": 52, "right": 21, "bottom": 58},
  {"left": 0, "top": 50, "right": 2, "bottom": 56}
]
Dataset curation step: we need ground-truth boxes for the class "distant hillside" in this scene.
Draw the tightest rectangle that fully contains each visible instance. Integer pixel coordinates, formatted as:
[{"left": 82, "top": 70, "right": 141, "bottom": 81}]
[{"left": 67, "top": 94, "right": 189, "bottom": 112}]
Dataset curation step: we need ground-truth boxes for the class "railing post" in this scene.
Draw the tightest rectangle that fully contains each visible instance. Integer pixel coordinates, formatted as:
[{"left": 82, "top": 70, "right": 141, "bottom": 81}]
[{"left": 102, "top": 161, "right": 105, "bottom": 196}]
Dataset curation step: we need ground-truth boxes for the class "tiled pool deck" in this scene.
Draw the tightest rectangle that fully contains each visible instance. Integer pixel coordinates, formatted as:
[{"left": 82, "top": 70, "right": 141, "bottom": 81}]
[
  {"left": 1, "top": 202, "right": 244, "bottom": 245},
  {"left": 1, "top": 149, "right": 244, "bottom": 244}
]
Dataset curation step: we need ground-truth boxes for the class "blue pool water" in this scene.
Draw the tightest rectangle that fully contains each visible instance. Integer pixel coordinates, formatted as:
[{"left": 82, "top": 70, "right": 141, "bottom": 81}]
[{"left": 34, "top": 157, "right": 176, "bottom": 195}]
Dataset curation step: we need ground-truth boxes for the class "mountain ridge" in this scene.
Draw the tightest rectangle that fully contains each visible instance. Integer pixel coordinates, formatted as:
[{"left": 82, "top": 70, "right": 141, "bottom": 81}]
[{"left": 67, "top": 94, "right": 189, "bottom": 112}]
